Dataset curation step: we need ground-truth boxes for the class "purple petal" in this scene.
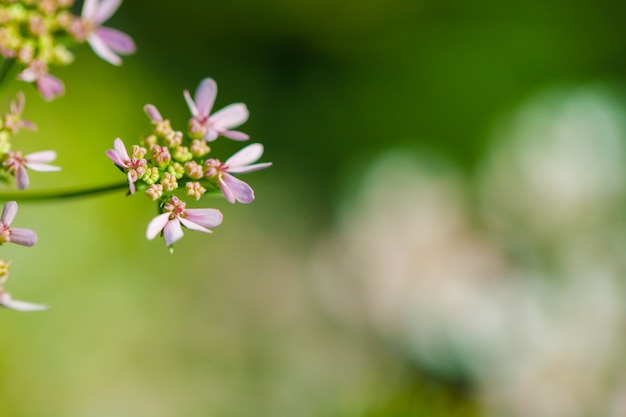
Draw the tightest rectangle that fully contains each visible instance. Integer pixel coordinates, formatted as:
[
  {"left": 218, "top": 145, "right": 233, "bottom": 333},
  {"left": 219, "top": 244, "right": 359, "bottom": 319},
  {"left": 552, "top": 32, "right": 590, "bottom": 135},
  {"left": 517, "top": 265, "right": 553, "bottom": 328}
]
[
  {"left": 126, "top": 172, "right": 136, "bottom": 194},
  {"left": 37, "top": 75, "right": 64, "bottom": 101},
  {"left": 0, "top": 293, "right": 47, "bottom": 311},
  {"left": 88, "top": 33, "right": 121, "bottom": 66},
  {"left": 82, "top": 0, "right": 98, "bottom": 20},
  {"left": 1, "top": 201, "right": 18, "bottom": 225},
  {"left": 106, "top": 150, "right": 123, "bottom": 166},
  {"left": 17, "top": 68, "right": 37, "bottom": 83},
  {"left": 24, "top": 162, "right": 61, "bottom": 172},
  {"left": 183, "top": 90, "right": 198, "bottom": 117},
  {"left": 195, "top": 78, "right": 217, "bottom": 117},
  {"left": 179, "top": 217, "right": 212, "bottom": 234},
  {"left": 106, "top": 138, "right": 129, "bottom": 167},
  {"left": 16, "top": 166, "right": 29, "bottom": 190},
  {"left": 25, "top": 150, "right": 59, "bottom": 165},
  {"left": 95, "top": 27, "right": 136, "bottom": 54},
  {"left": 211, "top": 103, "right": 249, "bottom": 130},
  {"left": 144, "top": 104, "right": 162, "bottom": 122},
  {"left": 163, "top": 218, "right": 184, "bottom": 246},
  {"left": 113, "top": 138, "right": 129, "bottom": 161},
  {"left": 225, "top": 143, "right": 264, "bottom": 168},
  {"left": 9, "top": 227, "right": 37, "bottom": 246},
  {"left": 227, "top": 162, "right": 272, "bottom": 174},
  {"left": 220, "top": 130, "right": 250, "bottom": 141},
  {"left": 19, "top": 120, "right": 36, "bottom": 131},
  {"left": 92, "top": 0, "right": 122, "bottom": 24},
  {"left": 218, "top": 176, "right": 236, "bottom": 204},
  {"left": 146, "top": 213, "right": 170, "bottom": 240},
  {"left": 221, "top": 173, "right": 255, "bottom": 204},
  {"left": 183, "top": 208, "right": 223, "bottom": 229},
  {"left": 10, "top": 92, "right": 25, "bottom": 113}
]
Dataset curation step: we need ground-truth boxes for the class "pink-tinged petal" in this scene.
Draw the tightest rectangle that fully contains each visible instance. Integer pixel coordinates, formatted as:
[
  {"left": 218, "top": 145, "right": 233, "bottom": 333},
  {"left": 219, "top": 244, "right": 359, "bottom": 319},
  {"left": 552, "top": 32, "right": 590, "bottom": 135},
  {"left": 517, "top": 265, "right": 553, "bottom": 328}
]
[
  {"left": 113, "top": 138, "right": 129, "bottom": 161},
  {"left": 146, "top": 213, "right": 170, "bottom": 240},
  {"left": 179, "top": 217, "right": 212, "bottom": 234},
  {"left": 95, "top": 27, "right": 136, "bottom": 54},
  {"left": 92, "top": 0, "right": 121, "bottom": 24},
  {"left": 24, "top": 162, "right": 61, "bottom": 172},
  {"left": 203, "top": 129, "right": 219, "bottom": 142},
  {"left": 82, "top": 0, "right": 98, "bottom": 20},
  {"left": 195, "top": 78, "right": 217, "bottom": 117},
  {"left": 37, "top": 75, "right": 64, "bottom": 101},
  {"left": 221, "top": 173, "right": 255, "bottom": 204},
  {"left": 25, "top": 150, "right": 57, "bottom": 164},
  {"left": 184, "top": 208, "right": 223, "bottom": 229},
  {"left": 218, "top": 176, "right": 236, "bottom": 204},
  {"left": 225, "top": 143, "right": 264, "bottom": 168},
  {"left": 211, "top": 103, "right": 249, "bottom": 130},
  {"left": 19, "top": 120, "right": 36, "bottom": 131},
  {"left": 17, "top": 68, "right": 37, "bottom": 83},
  {"left": 9, "top": 227, "right": 37, "bottom": 246},
  {"left": 163, "top": 218, "right": 184, "bottom": 246},
  {"left": 220, "top": 130, "right": 249, "bottom": 141},
  {"left": 126, "top": 172, "right": 136, "bottom": 194},
  {"left": 1, "top": 201, "right": 18, "bottom": 225},
  {"left": 88, "top": 33, "right": 121, "bottom": 66},
  {"left": 16, "top": 166, "right": 29, "bottom": 190},
  {"left": 0, "top": 293, "right": 47, "bottom": 311},
  {"left": 227, "top": 162, "right": 272, "bottom": 174},
  {"left": 106, "top": 150, "right": 124, "bottom": 166},
  {"left": 183, "top": 90, "right": 198, "bottom": 117},
  {"left": 10, "top": 92, "right": 24, "bottom": 113},
  {"left": 144, "top": 104, "right": 162, "bottom": 122}
]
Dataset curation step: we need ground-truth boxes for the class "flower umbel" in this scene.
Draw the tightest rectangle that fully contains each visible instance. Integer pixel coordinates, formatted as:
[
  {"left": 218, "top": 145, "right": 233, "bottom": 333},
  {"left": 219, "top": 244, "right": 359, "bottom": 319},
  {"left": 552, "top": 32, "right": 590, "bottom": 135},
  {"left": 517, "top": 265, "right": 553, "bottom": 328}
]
[
  {"left": 107, "top": 77, "right": 271, "bottom": 247},
  {"left": 146, "top": 196, "right": 223, "bottom": 247},
  {"left": 184, "top": 78, "right": 250, "bottom": 142}
]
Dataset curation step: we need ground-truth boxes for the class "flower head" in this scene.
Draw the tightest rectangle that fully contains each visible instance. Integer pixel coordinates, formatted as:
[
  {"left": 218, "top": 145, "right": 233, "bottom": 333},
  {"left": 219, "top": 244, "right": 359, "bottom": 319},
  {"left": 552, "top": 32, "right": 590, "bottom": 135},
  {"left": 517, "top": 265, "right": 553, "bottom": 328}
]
[
  {"left": 17, "top": 59, "right": 65, "bottom": 101},
  {"left": 106, "top": 138, "right": 146, "bottom": 194},
  {"left": 0, "top": 201, "right": 37, "bottom": 247},
  {"left": 146, "top": 196, "right": 223, "bottom": 247},
  {"left": 3, "top": 92, "right": 36, "bottom": 134},
  {"left": 184, "top": 78, "right": 250, "bottom": 142},
  {"left": 205, "top": 143, "right": 272, "bottom": 204},
  {"left": 3, "top": 150, "right": 61, "bottom": 190},
  {"left": 76, "top": 0, "right": 136, "bottom": 66}
]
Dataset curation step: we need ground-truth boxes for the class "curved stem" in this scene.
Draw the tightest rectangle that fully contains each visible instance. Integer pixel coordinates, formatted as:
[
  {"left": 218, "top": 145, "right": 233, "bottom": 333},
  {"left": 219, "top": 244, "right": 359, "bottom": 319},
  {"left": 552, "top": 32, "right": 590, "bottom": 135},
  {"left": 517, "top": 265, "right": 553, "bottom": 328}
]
[{"left": 0, "top": 182, "right": 129, "bottom": 202}]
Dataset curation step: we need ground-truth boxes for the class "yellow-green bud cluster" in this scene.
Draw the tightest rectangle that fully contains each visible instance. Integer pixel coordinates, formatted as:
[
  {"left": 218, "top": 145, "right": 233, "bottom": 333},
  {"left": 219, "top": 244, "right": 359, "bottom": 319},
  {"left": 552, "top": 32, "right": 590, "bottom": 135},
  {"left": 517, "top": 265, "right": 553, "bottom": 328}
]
[{"left": 0, "top": 0, "right": 76, "bottom": 68}]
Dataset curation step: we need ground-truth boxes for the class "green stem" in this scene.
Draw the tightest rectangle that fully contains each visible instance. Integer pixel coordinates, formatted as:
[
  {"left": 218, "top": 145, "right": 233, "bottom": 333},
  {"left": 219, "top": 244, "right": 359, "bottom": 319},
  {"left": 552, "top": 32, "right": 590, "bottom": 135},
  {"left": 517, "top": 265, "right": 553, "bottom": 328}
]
[
  {"left": 0, "top": 59, "right": 15, "bottom": 89},
  {"left": 0, "top": 182, "right": 129, "bottom": 202}
]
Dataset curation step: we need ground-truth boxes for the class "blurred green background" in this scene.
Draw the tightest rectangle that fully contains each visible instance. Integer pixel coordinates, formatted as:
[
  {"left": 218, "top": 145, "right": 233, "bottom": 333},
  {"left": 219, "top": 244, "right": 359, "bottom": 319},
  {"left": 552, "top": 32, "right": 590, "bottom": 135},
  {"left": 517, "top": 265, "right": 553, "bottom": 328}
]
[{"left": 0, "top": 0, "right": 625, "bottom": 416}]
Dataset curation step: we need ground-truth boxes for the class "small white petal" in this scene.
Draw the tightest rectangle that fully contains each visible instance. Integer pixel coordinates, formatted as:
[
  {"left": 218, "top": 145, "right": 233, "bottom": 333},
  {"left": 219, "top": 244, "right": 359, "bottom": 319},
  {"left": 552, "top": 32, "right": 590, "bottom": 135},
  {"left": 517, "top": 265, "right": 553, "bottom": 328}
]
[
  {"left": 225, "top": 143, "right": 264, "bottom": 168},
  {"left": 146, "top": 213, "right": 170, "bottom": 240},
  {"left": 211, "top": 103, "right": 249, "bottom": 130},
  {"left": 1, "top": 293, "right": 47, "bottom": 311},
  {"left": 88, "top": 33, "right": 122, "bottom": 66}
]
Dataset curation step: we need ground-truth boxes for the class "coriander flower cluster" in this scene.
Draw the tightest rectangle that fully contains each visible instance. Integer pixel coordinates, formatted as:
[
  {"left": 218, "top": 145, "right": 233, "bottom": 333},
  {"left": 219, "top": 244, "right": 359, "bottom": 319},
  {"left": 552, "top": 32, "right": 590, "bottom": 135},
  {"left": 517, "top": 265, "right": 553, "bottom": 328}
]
[
  {"left": 0, "top": 0, "right": 135, "bottom": 100},
  {"left": 107, "top": 77, "right": 272, "bottom": 248},
  {"left": 0, "top": 92, "right": 59, "bottom": 189}
]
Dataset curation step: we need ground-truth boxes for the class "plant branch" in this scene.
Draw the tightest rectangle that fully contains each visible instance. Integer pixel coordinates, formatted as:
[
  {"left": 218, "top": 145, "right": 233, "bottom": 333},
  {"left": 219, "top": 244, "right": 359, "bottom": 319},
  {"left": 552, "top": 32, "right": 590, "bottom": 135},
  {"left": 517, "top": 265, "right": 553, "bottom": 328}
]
[{"left": 0, "top": 182, "right": 130, "bottom": 202}]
